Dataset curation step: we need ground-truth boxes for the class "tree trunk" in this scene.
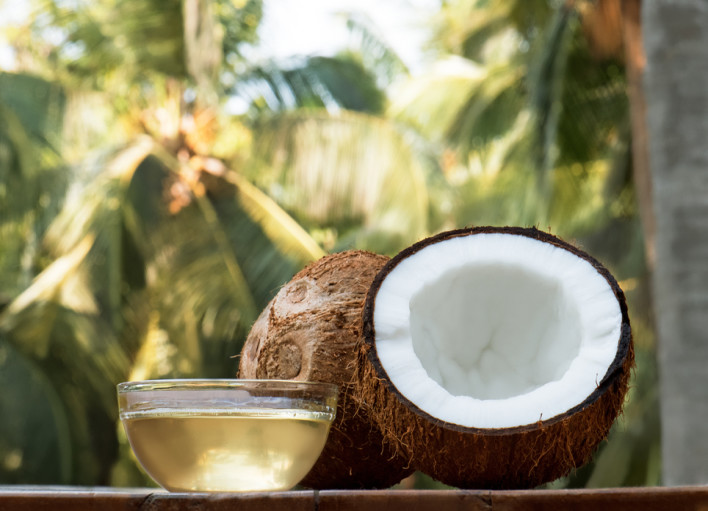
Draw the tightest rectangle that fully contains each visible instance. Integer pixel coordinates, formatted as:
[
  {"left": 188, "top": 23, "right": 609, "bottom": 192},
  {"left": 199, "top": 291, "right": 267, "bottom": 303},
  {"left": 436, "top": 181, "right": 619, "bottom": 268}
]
[
  {"left": 623, "top": 0, "right": 654, "bottom": 267},
  {"left": 642, "top": 0, "right": 708, "bottom": 485}
]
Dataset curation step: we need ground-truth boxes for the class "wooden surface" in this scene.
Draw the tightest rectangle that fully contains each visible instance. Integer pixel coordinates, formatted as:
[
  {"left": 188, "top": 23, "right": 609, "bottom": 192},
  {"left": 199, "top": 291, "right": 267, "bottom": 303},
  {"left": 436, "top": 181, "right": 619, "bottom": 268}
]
[{"left": 1, "top": 486, "right": 708, "bottom": 511}]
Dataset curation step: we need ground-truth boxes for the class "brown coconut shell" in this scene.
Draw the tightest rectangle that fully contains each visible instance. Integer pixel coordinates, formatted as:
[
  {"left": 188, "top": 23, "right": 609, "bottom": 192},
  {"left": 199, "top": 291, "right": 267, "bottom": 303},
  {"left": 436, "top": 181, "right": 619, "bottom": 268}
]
[
  {"left": 238, "top": 250, "right": 413, "bottom": 489},
  {"left": 358, "top": 226, "right": 634, "bottom": 489}
]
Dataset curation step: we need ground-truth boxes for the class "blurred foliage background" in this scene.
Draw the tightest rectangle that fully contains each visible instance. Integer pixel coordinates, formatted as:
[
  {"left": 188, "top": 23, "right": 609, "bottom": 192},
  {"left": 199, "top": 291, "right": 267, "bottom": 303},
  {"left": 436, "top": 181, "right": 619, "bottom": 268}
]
[{"left": 0, "top": 0, "right": 657, "bottom": 488}]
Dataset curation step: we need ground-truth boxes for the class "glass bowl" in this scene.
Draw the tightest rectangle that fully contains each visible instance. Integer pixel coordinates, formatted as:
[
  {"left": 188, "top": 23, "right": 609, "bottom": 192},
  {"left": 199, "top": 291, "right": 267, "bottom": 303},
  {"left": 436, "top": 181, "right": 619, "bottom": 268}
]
[{"left": 117, "top": 379, "right": 338, "bottom": 492}]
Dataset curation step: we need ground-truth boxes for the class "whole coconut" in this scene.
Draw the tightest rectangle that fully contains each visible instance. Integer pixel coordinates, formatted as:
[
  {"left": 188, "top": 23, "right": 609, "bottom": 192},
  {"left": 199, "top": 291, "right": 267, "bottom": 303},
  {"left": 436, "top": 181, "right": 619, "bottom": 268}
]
[{"left": 239, "top": 250, "right": 413, "bottom": 489}]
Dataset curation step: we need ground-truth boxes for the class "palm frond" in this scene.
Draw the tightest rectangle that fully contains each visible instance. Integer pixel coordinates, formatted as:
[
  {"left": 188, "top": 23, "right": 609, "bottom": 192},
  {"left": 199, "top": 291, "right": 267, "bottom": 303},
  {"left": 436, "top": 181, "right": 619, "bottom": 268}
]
[
  {"left": 118, "top": 148, "right": 321, "bottom": 377},
  {"left": 247, "top": 110, "right": 434, "bottom": 254},
  {"left": 528, "top": 4, "right": 578, "bottom": 196},
  {"left": 224, "top": 171, "right": 325, "bottom": 262},
  {"left": 428, "top": 0, "right": 514, "bottom": 59},
  {"left": 0, "top": 72, "right": 68, "bottom": 297},
  {"left": 0, "top": 338, "right": 73, "bottom": 483},
  {"left": 0, "top": 234, "right": 129, "bottom": 483},
  {"left": 0, "top": 103, "right": 37, "bottom": 219},
  {"left": 1, "top": 131, "right": 326, "bottom": 478},
  {"left": 0, "top": 72, "right": 66, "bottom": 220},
  {"left": 342, "top": 10, "right": 409, "bottom": 86},
  {"left": 29, "top": 133, "right": 323, "bottom": 378},
  {"left": 0, "top": 72, "right": 65, "bottom": 149},
  {"left": 235, "top": 55, "right": 386, "bottom": 114},
  {"left": 429, "top": 0, "right": 553, "bottom": 60},
  {"left": 447, "top": 65, "right": 525, "bottom": 154},
  {"left": 29, "top": 0, "right": 186, "bottom": 83},
  {"left": 387, "top": 56, "right": 488, "bottom": 141}
]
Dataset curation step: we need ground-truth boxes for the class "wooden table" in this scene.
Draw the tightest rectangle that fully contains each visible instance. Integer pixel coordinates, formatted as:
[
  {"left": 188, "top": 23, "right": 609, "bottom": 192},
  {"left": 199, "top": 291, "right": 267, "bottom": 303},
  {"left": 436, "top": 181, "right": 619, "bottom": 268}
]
[{"left": 1, "top": 486, "right": 707, "bottom": 510}]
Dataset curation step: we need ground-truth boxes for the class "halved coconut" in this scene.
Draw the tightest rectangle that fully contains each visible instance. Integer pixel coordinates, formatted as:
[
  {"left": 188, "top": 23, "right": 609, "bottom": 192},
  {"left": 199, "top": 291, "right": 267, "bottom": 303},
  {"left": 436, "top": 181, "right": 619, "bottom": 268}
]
[
  {"left": 358, "top": 226, "right": 633, "bottom": 488},
  {"left": 239, "top": 250, "right": 413, "bottom": 489}
]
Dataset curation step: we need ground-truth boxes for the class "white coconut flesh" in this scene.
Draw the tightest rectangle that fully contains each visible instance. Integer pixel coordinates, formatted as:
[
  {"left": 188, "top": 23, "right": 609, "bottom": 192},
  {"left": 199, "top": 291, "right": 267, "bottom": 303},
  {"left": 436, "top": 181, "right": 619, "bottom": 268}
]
[{"left": 372, "top": 233, "right": 623, "bottom": 429}]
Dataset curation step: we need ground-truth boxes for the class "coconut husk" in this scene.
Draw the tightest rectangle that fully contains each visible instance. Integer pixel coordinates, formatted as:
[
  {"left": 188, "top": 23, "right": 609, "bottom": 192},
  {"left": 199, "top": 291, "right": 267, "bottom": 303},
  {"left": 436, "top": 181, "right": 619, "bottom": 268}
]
[
  {"left": 358, "top": 226, "right": 634, "bottom": 489},
  {"left": 239, "top": 250, "right": 413, "bottom": 489}
]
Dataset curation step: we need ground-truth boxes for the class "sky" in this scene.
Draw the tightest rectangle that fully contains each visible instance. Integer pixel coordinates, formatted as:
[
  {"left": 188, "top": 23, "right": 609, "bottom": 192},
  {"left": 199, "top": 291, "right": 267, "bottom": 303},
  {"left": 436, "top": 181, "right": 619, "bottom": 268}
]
[
  {"left": 253, "top": 0, "right": 438, "bottom": 74},
  {"left": 0, "top": 0, "right": 439, "bottom": 73},
  {"left": 0, "top": 1, "right": 30, "bottom": 69}
]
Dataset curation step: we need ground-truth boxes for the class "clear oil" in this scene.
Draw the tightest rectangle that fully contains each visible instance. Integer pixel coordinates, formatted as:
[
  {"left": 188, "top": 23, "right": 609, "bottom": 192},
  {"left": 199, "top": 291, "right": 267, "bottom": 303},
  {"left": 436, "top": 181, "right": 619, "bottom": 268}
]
[{"left": 123, "top": 410, "right": 332, "bottom": 491}]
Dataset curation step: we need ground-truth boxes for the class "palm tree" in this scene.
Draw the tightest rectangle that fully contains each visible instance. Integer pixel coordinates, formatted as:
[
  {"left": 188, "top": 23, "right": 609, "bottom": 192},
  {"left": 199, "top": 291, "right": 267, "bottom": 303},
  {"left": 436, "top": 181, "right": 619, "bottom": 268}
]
[{"left": 0, "top": 0, "right": 440, "bottom": 485}]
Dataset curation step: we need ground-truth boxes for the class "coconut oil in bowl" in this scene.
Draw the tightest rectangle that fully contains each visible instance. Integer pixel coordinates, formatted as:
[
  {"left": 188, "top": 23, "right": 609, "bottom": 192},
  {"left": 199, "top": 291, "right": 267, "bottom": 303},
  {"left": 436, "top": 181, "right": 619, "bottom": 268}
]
[{"left": 117, "top": 379, "right": 337, "bottom": 492}]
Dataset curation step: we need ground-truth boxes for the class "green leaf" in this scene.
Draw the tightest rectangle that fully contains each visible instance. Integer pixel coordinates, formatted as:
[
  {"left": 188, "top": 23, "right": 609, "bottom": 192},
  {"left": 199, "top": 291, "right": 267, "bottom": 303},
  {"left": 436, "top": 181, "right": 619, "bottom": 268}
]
[
  {"left": 247, "top": 110, "right": 433, "bottom": 254},
  {"left": 26, "top": 0, "right": 262, "bottom": 98},
  {"left": 3, "top": 237, "right": 96, "bottom": 358},
  {"left": 429, "top": 0, "right": 513, "bottom": 59},
  {"left": 388, "top": 56, "right": 488, "bottom": 142},
  {"left": 225, "top": 171, "right": 325, "bottom": 262},
  {"left": 0, "top": 234, "right": 128, "bottom": 483},
  {"left": 0, "top": 72, "right": 65, "bottom": 146},
  {"left": 343, "top": 10, "right": 409, "bottom": 86},
  {"left": 128, "top": 149, "right": 323, "bottom": 377},
  {"left": 0, "top": 72, "right": 67, "bottom": 299},
  {"left": 1, "top": 133, "right": 324, "bottom": 479},
  {"left": 0, "top": 339, "right": 72, "bottom": 484},
  {"left": 389, "top": 56, "right": 525, "bottom": 158},
  {"left": 37, "top": 0, "right": 186, "bottom": 81},
  {"left": 430, "top": 0, "right": 553, "bottom": 60},
  {"left": 236, "top": 55, "right": 386, "bottom": 114}
]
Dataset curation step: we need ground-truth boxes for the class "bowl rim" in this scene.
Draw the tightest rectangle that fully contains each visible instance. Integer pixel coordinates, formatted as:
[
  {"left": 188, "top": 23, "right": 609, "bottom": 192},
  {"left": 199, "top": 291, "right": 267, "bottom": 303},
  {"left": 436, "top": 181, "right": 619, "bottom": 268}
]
[{"left": 117, "top": 378, "right": 339, "bottom": 394}]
